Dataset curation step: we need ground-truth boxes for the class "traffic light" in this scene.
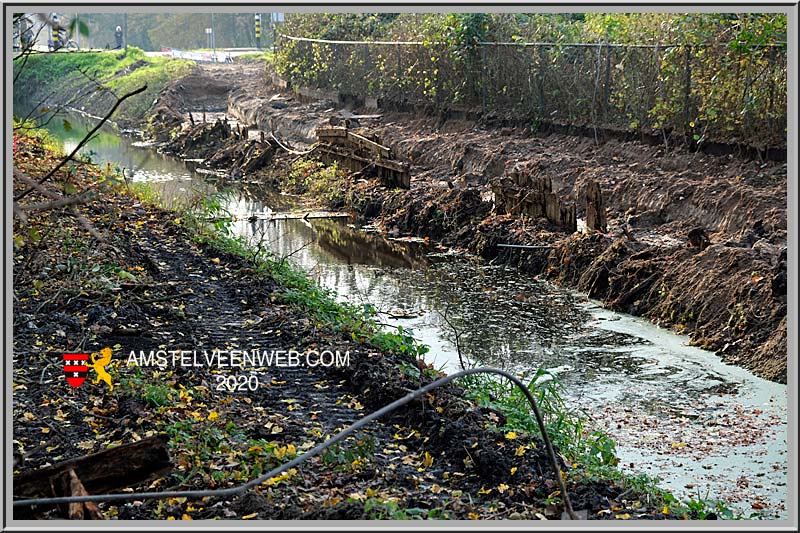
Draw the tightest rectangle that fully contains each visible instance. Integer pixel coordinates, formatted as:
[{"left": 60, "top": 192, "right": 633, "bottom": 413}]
[{"left": 52, "top": 16, "right": 59, "bottom": 50}]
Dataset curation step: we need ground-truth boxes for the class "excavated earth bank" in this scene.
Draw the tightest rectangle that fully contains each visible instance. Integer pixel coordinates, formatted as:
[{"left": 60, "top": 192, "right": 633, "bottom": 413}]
[{"left": 149, "top": 63, "right": 787, "bottom": 384}]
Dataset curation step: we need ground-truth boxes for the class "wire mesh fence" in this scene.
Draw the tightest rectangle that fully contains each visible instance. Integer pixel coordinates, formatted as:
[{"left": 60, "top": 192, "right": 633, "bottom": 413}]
[{"left": 276, "top": 34, "right": 786, "bottom": 150}]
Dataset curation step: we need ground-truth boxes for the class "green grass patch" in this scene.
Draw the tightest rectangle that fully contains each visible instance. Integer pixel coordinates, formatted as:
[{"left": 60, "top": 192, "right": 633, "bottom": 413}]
[
  {"left": 284, "top": 158, "right": 349, "bottom": 206},
  {"left": 13, "top": 47, "right": 194, "bottom": 124}
]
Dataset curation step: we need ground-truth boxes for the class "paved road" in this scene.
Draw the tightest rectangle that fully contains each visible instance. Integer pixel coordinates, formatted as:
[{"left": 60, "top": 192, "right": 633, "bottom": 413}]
[{"left": 19, "top": 46, "right": 265, "bottom": 62}]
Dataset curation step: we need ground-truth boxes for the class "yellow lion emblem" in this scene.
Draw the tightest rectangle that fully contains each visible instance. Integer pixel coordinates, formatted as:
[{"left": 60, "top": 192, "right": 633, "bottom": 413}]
[{"left": 90, "top": 347, "right": 114, "bottom": 392}]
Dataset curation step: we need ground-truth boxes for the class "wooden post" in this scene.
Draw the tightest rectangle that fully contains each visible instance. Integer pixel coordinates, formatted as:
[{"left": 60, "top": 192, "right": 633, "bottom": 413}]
[
  {"left": 683, "top": 45, "right": 692, "bottom": 140},
  {"left": 603, "top": 42, "right": 612, "bottom": 121},
  {"left": 538, "top": 45, "right": 547, "bottom": 119},
  {"left": 585, "top": 180, "right": 607, "bottom": 233},
  {"left": 480, "top": 45, "right": 487, "bottom": 114}
]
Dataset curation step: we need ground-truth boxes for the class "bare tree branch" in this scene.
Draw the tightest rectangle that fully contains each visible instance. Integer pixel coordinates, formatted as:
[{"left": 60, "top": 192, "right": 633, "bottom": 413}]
[
  {"left": 14, "top": 170, "right": 61, "bottom": 199},
  {"left": 13, "top": 202, "right": 28, "bottom": 225},
  {"left": 20, "top": 193, "right": 91, "bottom": 212},
  {"left": 440, "top": 302, "right": 467, "bottom": 371},
  {"left": 70, "top": 205, "right": 106, "bottom": 243},
  {"left": 13, "top": 169, "right": 105, "bottom": 241}
]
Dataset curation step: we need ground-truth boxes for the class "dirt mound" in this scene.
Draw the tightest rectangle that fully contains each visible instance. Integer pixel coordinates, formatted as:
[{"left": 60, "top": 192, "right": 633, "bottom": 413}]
[
  {"left": 164, "top": 120, "right": 276, "bottom": 177},
  {"left": 156, "top": 65, "right": 234, "bottom": 113}
]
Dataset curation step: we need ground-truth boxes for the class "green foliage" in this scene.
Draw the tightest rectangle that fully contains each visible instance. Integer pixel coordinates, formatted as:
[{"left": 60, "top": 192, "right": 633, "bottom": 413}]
[
  {"left": 320, "top": 435, "right": 376, "bottom": 472},
  {"left": 13, "top": 48, "right": 193, "bottom": 123},
  {"left": 12, "top": 118, "right": 64, "bottom": 154},
  {"left": 463, "top": 368, "right": 618, "bottom": 469},
  {"left": 285, "top": 158, "right": 349, "bottom": 205},
  {"left": 276, "top": 12, "right": 786, "bottom": 148}
]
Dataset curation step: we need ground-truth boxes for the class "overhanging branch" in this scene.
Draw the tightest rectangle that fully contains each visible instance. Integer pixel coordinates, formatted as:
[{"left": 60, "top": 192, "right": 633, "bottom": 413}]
[{"left": 14, "top": 84, "right": 147, "bottom": 202}]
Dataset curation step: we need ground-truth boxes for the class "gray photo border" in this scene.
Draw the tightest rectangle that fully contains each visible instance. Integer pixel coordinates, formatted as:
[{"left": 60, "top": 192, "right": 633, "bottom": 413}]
[{"left": 4, "top": 1, "right": 797, "bottom": 531}]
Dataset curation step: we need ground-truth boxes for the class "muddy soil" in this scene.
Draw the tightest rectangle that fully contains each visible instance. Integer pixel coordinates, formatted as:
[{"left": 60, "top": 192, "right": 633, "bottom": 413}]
[
  {"left": 148, "top": 62, "right": 787, "bottom": 383},
  {"left": 12, "top": 132, "right": 677, "bottom": 520}
]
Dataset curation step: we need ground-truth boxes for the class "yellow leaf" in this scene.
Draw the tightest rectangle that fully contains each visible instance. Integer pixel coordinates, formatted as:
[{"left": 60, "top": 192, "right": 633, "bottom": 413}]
[
  {"left": 478, "top": 486, "right": 492, "bottom": 495},
  {"left": 510, "top": 467, "right": 518, "bottom": 475},
  {"left": 181, "top": 514, "right": 193, "bottom": 520},
  {"left": 422, "top": 451, "right": 433, "bottom": 468},
  {"left": 615, "top": 513, "right": 631, "bottom": 520},
  {"left": 662, "top": 506, "right": 670, "bottom": 515},
  {"left": 515, "top": 445, "right": 526, "bottom": 456},
  {"left": 366, "top": 487, "right": 377, "bottom": 498},
  {"left": 468, "top": 512, "right": 480, "bottom": 520},
  {"left": 497, "top": 483, "right": 509, "bottom": 493},
  {"left": 211, "top": 257, "right": 220, "bottom": 264},
  {"left": 242, "top": 513, "right": 258, "bottom": 519},
  {"left": 207, "top": 411, "right": 219, "bottom": 421},
  {"left": 505, "top": 431, "right": 518, "bottom": 440}
]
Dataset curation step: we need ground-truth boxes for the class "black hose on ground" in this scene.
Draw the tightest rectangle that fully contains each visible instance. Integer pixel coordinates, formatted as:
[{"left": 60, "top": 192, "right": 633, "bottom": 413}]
[{"left": 13, "top": 366, "right": 577, "bottom": 519}]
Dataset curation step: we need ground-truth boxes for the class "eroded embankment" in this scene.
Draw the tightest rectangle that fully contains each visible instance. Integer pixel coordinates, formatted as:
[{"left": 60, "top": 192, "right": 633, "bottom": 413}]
[{"left": 180, "top": 73, "right": 787, "bottom": 384}]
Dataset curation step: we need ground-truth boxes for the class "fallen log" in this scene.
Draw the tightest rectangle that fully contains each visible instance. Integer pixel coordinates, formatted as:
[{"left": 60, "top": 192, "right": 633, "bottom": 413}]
[{"left": 14, "top": 434, "right": 172, "bottom": 517}]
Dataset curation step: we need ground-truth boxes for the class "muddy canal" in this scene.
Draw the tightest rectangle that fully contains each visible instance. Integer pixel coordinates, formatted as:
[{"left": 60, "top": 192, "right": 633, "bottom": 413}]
[{"left": 32, "top": 112, "right": 788, "bottom": 518}]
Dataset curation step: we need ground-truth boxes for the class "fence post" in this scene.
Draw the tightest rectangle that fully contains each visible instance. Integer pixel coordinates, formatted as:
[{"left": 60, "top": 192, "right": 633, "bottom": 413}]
[
  {"left": 603, "top": 42, "right": 612, "bottom": 121},
  {"left": 396, "top": 45, "right": 402, "bottom": 107},
  {"left": 538, "top": 45, "right": 547, "bottom": 121},
  {"left": 480, "top": 44, "right": 487, "bottom": 114},
  {"left": 683, "top": 45, "right": 692, "bottom": 141}
]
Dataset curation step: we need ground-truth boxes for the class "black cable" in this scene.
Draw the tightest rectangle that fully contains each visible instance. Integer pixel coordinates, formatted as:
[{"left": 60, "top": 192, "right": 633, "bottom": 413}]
[{"left": 13, "top": 366, "right": 577, "bottom": 519}]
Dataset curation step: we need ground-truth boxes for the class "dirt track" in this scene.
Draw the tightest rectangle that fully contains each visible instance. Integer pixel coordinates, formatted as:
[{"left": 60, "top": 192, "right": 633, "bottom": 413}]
[{"left": 154, "top": 61, "right": 787, "bottom": 383}]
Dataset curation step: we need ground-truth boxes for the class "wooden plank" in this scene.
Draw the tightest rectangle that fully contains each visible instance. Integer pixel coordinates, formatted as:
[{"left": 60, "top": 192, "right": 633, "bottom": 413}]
[
  {"left": 316, "top": 126, "right": 348, "bottom": 138},
  {"left": 317, "top": 145, "right": 408, "bottom": 173},
  {"left": 248, "top": 211, "right": 351, "bottom": 221},
  {"left": 14, "top": 434, "right": 172, "bottom": 501},
  {"left": 345, "top": 131, "right": 391, "bottom": 159}
]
